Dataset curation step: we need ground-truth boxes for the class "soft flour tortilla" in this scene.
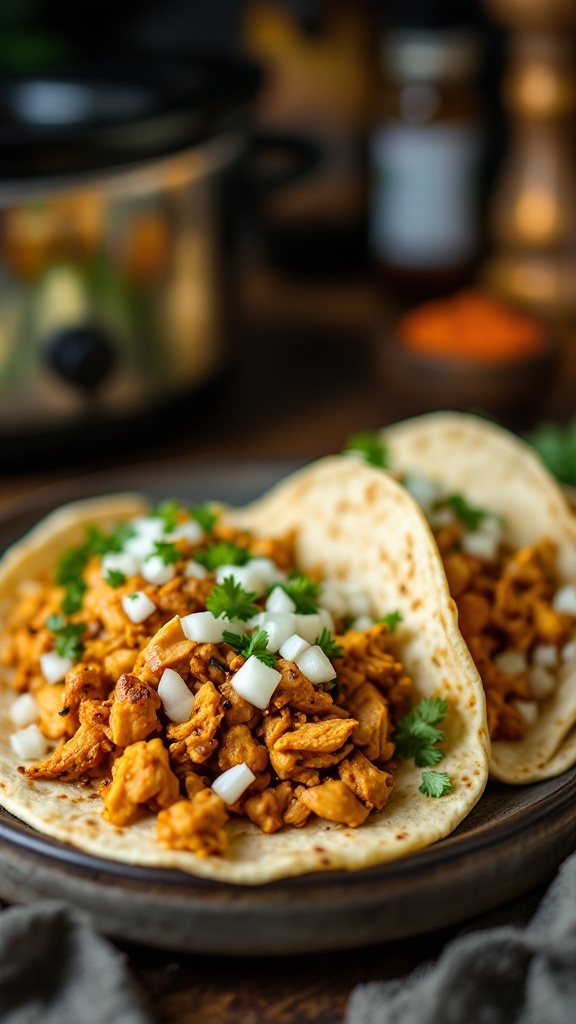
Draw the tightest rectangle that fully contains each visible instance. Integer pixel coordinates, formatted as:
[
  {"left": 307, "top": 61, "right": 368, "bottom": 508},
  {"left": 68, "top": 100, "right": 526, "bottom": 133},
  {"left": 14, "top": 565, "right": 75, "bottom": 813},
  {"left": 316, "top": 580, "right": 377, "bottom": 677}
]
[
  {"left": 384, "top": 411, "right": 576, "bottom": 784},
  {"left": 0, "top": 460, "right": 489, "bottom": 884}
]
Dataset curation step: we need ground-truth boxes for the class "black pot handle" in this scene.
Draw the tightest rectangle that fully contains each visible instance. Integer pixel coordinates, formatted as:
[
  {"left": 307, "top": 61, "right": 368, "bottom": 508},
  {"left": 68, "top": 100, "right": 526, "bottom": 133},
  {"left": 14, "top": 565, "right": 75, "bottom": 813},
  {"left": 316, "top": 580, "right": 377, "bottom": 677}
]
[{"left": 246, "top": 132, "right": 322, "bottom": 195}]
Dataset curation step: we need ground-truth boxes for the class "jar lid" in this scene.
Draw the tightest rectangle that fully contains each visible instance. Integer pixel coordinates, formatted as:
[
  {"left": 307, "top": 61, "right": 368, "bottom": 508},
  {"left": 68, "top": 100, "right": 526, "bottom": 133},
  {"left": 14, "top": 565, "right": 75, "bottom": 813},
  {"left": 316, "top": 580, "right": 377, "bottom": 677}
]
[
  {"left": 382, "top": 30, "right": 481, "bottom": 83},
  {"left": 0, "top": 54, "right": 261, "bottom": 181}
]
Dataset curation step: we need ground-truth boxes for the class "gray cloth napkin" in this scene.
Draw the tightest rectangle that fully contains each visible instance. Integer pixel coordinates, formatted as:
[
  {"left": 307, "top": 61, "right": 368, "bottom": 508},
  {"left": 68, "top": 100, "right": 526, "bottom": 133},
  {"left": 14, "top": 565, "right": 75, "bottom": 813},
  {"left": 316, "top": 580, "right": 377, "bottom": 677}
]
[
  {"left": 0, "top": 901, "right": 154, "bottom": 1024},
  {"left": 347, "top": 850, "right": 576, "bottom": 1024}
]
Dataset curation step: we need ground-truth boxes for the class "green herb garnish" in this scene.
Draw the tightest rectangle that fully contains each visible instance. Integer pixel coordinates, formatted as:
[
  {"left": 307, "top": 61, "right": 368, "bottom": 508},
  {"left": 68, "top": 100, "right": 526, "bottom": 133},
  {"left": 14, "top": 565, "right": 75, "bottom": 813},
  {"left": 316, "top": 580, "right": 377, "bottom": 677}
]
[
  {"left": 194, "top": 541, "right": 252, "bottom": 571},
  {"left": 54, "top": 521, "right": 134, "bottom": 614},
  {"left": 46, "top": 616, "right": 85, "bottom": 661},
  {"left": 150, "top": 500, "right": 180, "bottom": 534},
  {"left": 526, "top": 417, "right": 576, "bottom": 487},
  {"left": 206, "top": 578, "right": 259, "bottom": 622},
  {"left": 274, "top": 571, "right": 321, "bottom": 615},
  {"left": 60, "top": 580, "right": 87, "bottom": 615},
  {"left": 189, "top": 504, "right": 218, "bottom": 534},
  {"left": 343, "top": 431, "right": 389, "bottom": 469},
  {"left": 394, "top": 697, "right": 448, "bottom": 767},
  {"left": 377, "top": 610, "right": 403, "bottom": 634},
  {"left": 419, "top": 770, "right": 453, "bottom": 798},
  {"left": 435, "top": 494, "right": 489, "bottom": 532},
  {"left": 148, "top": 540, "right": 180, "bottom": 565},
  {"left": 315, "top": 627, "right": 343, "bottom": 660},
  {"left": 222, "top": 628, "right": 278, "bottom": 668},
  {"left": 105, "top": 569, "right": 126, "bottom": 589}
]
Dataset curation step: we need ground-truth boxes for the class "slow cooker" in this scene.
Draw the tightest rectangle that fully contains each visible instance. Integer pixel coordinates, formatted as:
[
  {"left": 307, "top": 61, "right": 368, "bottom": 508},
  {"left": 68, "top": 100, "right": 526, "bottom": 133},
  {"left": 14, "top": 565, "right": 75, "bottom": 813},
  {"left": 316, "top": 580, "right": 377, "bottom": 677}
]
[{"left": 0, "top": 56, "right": 313, "bottom": 463}]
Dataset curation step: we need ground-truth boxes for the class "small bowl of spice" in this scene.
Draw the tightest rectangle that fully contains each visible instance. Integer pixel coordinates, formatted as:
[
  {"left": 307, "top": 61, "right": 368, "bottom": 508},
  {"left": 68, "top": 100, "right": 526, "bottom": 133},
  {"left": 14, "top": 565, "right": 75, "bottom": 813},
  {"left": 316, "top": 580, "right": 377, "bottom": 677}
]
[{"left": 378, "top": 289, "right": 558, "bottom": 430}]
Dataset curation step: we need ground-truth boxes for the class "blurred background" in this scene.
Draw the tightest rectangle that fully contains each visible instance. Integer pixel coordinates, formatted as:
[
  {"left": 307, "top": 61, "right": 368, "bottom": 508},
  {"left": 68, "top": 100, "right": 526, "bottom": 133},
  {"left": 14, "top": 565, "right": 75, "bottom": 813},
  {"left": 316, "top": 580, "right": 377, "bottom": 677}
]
[{"left": 1, "top": 0, "right": 576, "bottom": 485}]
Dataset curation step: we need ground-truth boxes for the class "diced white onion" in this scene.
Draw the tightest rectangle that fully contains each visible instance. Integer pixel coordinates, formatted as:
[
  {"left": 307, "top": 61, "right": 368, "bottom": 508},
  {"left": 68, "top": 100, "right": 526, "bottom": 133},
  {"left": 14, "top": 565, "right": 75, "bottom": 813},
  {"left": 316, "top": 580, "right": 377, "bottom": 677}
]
[
  {"left": 294, "top": 613, "right": 325, "bottom": 645},
  {"left": 141, "top": 556, "right": 176, "bottom": 586},
  {"left": 403, "top": 473, "right": 441, "bottom": 513},
  {"left": 180, "top": 610, "right": 225, "bottom": 643},
  {"left": 248, "top": 558, "right": 286, "bottom": 588},
  {"left": 532, "top": 644, "right": 558, "bottom": 669},
  {"left": 215, "top": 564, "right": 267, "bottom": 597},
  {"left": 40, "top": 651, "right": 73, "bottom": 685},
  {"left": 319, "top": 607, "right": 335, "bottom": 632},
  {"left": 494, "top": 650, "right": 527, "bottom": 676},
  {"left": 552, "top": 584, "right": 576, "bottom": 616},
  {"left": 222, "top": 619, "right": 248, "bottom": 637},
  {"left": 258, "top": 612, "right": 297, "bottom": 652},
  {"left": 212, "top": 762, "right": 256, "bottom": 805},
  {"left": 10, "top": 724, "right": 49, "bottom": 760},
  {"left": 561, "top": 640, "right": 576, "bottom": 664},
  {"left": 101, "top": 552, "right": 140, "bottom": 579},
  {"left": 123, "top": 534, "right": 157, "bottom": 562},
  {"left": 461, "top": 532, "right": 499, "bottom": 561},
  {"left": 279, "top": 634, "right": 310, "bottom": 662},
  {"left": 480, "top": 516, "right": 504, "bottom": 541},
  {"left": 131, "top": 516, "right": 166, "bottom": 539},
  {"left": 528, "top": 665, "right": 556, "bottom": 701},
  {"left": 9, "top": 693, "right": 39, "bottom": 728},
  {"left": 429, "top": 507, "right": 456, "bottom": 528},
  {"left": 265, "top": 587, "right": 296, "bottom": 614},
  {"left": 231, "top": 655, "right": 281, "bottom": 709},
  {"left": 351, "top": 615, "right": 374, "bottom": 631},
  {"left": 158, "top": 668, "right": 194, "bottom": 723},
  {"left": 512, "top": 699, "right": 539, "bottom": 727},
  {"left": 122, "top": 591, "right": 157, "bottom": 624},
  {"left": 319, "top": 581, "right": 348, "bottom": 620},
  {"left": 167, "top": 520, "right": 204, "bottom": 545},
  {"left": 183, "top": 560, "right": 208, "bottom": 579},
  {"left": 295, "top": 645, "right": 336, "bottom": 684}
]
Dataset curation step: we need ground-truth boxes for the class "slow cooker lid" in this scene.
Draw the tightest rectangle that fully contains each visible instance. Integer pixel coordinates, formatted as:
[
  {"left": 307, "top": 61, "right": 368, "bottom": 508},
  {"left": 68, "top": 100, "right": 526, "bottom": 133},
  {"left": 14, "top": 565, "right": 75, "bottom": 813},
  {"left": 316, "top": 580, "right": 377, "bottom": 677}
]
[{"left": 0, "top": 54, "right": 261, "bottom": 179}]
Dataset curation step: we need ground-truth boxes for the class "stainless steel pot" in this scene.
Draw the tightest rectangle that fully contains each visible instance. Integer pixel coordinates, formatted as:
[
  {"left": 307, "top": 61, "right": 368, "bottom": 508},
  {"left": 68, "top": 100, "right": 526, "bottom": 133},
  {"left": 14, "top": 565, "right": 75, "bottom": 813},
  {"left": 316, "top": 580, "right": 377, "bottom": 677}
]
[{"left": 0, "top": 58, "right": 315, "bottom": 447}]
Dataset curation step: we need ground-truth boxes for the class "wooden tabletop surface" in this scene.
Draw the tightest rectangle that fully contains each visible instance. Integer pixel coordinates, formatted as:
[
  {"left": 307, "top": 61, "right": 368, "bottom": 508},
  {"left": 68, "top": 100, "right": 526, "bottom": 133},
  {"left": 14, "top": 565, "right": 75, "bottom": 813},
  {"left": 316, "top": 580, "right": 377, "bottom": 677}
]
[{"left": 0, "top": 269, "right": 571, "bottom": 1023}]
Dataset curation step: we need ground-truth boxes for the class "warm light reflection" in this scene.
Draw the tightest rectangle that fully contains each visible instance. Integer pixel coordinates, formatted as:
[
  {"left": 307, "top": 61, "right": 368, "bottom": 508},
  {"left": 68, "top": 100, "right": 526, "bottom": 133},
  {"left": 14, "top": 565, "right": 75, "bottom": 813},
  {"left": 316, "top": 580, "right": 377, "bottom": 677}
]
[{"left": 514, "top": 190, "right": 558, "bottom": 240}]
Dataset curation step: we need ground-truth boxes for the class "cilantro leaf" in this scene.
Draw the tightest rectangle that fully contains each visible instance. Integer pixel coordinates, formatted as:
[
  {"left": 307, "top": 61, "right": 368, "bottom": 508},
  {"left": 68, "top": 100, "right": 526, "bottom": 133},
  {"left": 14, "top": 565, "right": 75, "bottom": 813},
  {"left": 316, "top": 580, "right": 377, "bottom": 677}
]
[
  {"left": 60, "top": 579, "right": 87, "bottom": 615},
  {"left": 105, "top": 569, "right": 127, "bottom": 588},
  {"left": 206, "top": 577, "right": 259, "bottom": 622},
  {"left": 189, "top": 504, "right": 218, "bottom": 534},
  {"left": 222, "top": 628, "right": 278, "bottom": 668},
  {"left": 377, "top": 610, "right": 402, "bottom": 634},
  {"left": 526, "top": 417, "right": 576, "bottom": 487},
  {"left": 150, "top": 500, "right": 180, "bottom": 534},
  {"left": 435, "top": 494, "right": 490, "bottom": 532},
  {"left": 148, "top": 540, "right": 180, "bottom": 565},
  {"left": 343, "top": 431, "right": 389, "bottom": 469},
  {"left": 55, "top": 546, "right": 88, "bottom": 587},
  {"left": 275, "top": 571, "right": 321, "bottom": 615},
  {"left": 315, "top": 627, "right": 343, "bottom": 660},
  {"left": 194, "top": 541, "right": 252, "bottom": 571},
  {"left": 394, "top": 697, "right": 448, "bottom": 767},
  {"left": 419, "top": 770, "right": 453, "bottom": 798},
  {"left": 46, "top": 616, "right": 85, "bottom": 661}
]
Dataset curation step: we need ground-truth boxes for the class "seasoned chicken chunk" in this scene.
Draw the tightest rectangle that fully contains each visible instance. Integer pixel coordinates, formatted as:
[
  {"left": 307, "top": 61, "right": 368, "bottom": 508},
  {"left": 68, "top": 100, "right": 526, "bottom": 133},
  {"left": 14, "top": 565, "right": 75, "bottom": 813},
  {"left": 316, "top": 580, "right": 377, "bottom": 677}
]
[
  {"left": 298, "top": 779, "right": 369, "bottom": 827},
  {"left": 35, "top": 683, "right": 73, "bottom": 741},
  {"left": 133, "top": 616, "right": 194, "bottom": 684},
  {"left": 274, "top": 718, "right": 356, "bottom": 754},
  {"left": 244, "top": 789, "right": 284, "bottom": 833},
  {"left": 62, "top": 662, "right": 110, "bottom": 731},
  {"left": 101, "top": 738, "right": 180, "bottom": 826},
  {"left": 109, "top": 673, "right": 161, "bottom": 747},
  {"left": 24, "top": 700, "right": 112, "bottom": 781},
  {"left": 339, "top": 750, "right": 394, "bottom": 811},
  {"left": 167, "top": 681, "right": 224, "bottom": 765},
  {"left": 217, "top": 724, "right": 269, "bottom": 776},
  {"left": 346, "top": 683, "right": 394, "bottom": 762},
  {"left": 157, "top": 790, "right": 229, "bottom": 856}
]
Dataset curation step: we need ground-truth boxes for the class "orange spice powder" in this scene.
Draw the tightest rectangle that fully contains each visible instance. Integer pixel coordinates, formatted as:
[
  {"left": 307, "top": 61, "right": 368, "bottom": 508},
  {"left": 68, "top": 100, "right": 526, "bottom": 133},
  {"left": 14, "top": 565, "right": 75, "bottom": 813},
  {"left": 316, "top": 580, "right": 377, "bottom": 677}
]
[{"left": 397, "top": 290, "right": 547, "bottom": 362}]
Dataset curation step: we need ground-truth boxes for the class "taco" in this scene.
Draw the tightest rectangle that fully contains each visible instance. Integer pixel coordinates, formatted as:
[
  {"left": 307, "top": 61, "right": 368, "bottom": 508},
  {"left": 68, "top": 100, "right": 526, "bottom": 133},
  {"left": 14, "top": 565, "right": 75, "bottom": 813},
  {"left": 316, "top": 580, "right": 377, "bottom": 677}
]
[
  {"left": 0, "top": 459, "right": 488, "bottom": 884},
  {"left": 382, "top": 411, "right": 576, "bottom": 784}
]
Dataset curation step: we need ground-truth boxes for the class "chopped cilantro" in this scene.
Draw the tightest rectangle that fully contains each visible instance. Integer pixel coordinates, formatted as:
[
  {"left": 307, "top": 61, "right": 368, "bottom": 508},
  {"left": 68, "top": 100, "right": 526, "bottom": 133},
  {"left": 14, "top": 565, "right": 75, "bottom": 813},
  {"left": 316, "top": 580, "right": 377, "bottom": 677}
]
[
  {"left": 435, "top": 494, "right": 490, "bottom": 532},
  {"left": 394, "top": 697, "right": 448, "bottom": 767},
  {"left": 150, "top": 500, "right": 180, "bottom": 533},
  {"left": 315, "top": 627, "right": 343, "bottom": 660},
  {"left": 54, "top": 520, "right": 135, "bottom": 614},
  {"left": 343, "top": 431, "right": 389, "bottom": 469},
  {"left": 419, "top": 770, "right": 453, "bottom": 798},
  {"left": 55, "top": 546, "right": 87, "bottom": 588},
  {"left": 206, "top": 577, "right": 259, "bottom": 622},
  {"left": 274, "top": 571, "right": 321, "bottom": 615},
  {"left": 194, "top": 541, "right": 252, "bottom": 571},
  {"left": 222, "top": 628, "right": 278, "bottom": 668},
  {"left": 105, "top": 569, "right": 126, "bottom": 589},
  {"left": 60, "top": 579, "right": 87, "bottom": 615},
  {"left": 377, "top": 610, "right": 402, "bottom": 634},
  {"left": 148, "top": 540, "right": 180, "bottom": 565},
  {"left": 189, "top": 504, "right": 218, "bottom": 534},
  {"left": 526, "top": 417, "right": 576, "bottom": 487},
  {"left": 46, "top": 616, "right": 85, "bottom": 661},
  {"left": 127, "top": 592, "right": 140, "bottom": 602}
]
